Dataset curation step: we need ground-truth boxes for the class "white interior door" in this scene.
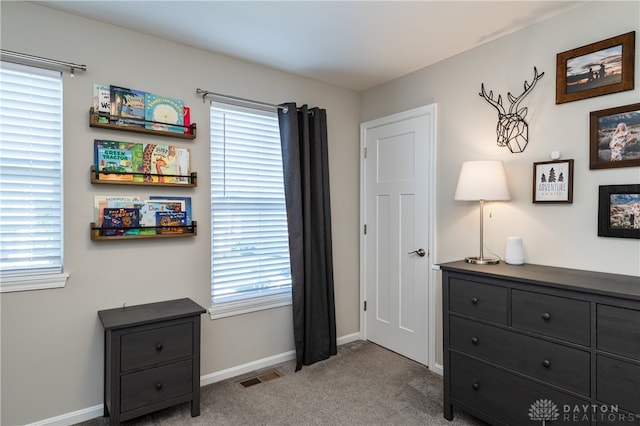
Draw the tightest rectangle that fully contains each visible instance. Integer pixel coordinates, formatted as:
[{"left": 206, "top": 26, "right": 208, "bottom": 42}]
[{"left": 360, "top": 105, "right": 435, "bottom": 366}]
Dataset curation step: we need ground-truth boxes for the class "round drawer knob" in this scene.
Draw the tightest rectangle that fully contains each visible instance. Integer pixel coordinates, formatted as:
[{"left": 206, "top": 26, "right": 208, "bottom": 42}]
[
  {"left": 471, "top": 337, "right": 479, "bottom": 345},
  {"left": 472, "top": 383, "right": 480, "bottom": 390},
  {"left": 541, "top": 313, "right": 551, "bottom": 321},
  {"left": 156, "top": 382, "right": 163, "bottom": 390},
  {"left": 156, "top": 343, "right": 163, "bottom": 351},
  {"left": 471, "top": 297, "right": 479, "bottom": 305},
  {"left": 542, "top": 360, "right": 551, "bottom": 368}
]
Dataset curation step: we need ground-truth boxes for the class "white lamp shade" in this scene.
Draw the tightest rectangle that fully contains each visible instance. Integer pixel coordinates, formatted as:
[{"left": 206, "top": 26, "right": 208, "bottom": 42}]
[{"left": 454, "top": 160, "right": 511, "bottom": 201}]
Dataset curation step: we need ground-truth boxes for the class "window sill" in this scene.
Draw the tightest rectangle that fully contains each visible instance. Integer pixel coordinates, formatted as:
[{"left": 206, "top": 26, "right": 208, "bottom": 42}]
[
  {"left": 209, "top": 292, "right": 292, "bottom": 320},
  {"left": 0, "top": 272, "right": 69, "bottom": 293}
]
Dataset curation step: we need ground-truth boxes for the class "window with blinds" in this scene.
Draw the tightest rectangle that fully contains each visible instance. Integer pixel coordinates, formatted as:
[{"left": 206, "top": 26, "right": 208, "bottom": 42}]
[
  {"left": 210, "top": 102, "right": 291, "bottom": 318},
  {"left": 0, "top": 62, "right": 65, "bottom": 292}
]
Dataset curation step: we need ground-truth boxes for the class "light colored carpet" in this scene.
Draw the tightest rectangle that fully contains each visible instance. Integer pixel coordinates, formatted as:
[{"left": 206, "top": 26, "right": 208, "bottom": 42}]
[{"left": 79, "top": 340, "right": 487, "bottom": 425}]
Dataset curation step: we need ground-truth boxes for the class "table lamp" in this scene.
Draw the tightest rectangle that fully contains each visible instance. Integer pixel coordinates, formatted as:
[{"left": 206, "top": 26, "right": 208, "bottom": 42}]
[{"left": 454, "top": 160, "right": 511, "bottom": 264}]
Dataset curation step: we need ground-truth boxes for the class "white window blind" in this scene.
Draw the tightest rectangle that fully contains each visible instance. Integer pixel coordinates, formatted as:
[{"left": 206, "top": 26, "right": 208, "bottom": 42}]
[
  {"left": 210, "top": 103, "right": 291, "bottom": 317},
  {"left": 0, "top": 62, "right": 64, "bottom": 284}
]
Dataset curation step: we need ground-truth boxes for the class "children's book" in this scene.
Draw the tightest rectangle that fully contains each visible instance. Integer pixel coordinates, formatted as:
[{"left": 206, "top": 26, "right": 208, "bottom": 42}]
[
  {"left": 102, "top": 208, "right": 140, "bottom": 236},
  {"left": 110, "top": 85, "right": 146, "bottom": 126},
  {"left": 141, "top": 144, "right": 190, "bottom": 184},
  {"left": 94, "top": 195, "right": 141, "bottom": 226},
  {"left": 145, "top": 93, "right": 184, "bottom": 134},
  {"left": 150, "top": 195, "right": 191, "bottom": 225},
  {"left": 156, "top": 211, "right": 187, "bottom": 234},
  {"left": 93, "top": 84, "right": 111, "bottom": 123},
  {"left": 96, "top": 147, "right": 133, "bottom": 181},
  {"left": 94, "top": 140, "right": 144, "bottom": 182},
  {"left": 183, "top": 107, "right": 191, "bottom": 134},
  {"left": 138, "top": 199, "right": 185, "bottom": 232}
]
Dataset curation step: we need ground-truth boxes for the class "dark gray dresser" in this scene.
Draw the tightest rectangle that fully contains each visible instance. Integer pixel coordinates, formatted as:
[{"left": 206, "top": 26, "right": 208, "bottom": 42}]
[
  {"left": 98, "top": 298, "right": 206, "bottom": 425},
  {"left": 440, "top": 261, "right": 640, "bottom": 425}
]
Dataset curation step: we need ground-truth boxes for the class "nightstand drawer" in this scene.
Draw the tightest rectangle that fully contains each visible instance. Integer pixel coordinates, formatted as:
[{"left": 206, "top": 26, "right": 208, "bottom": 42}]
[
  {"left": 450, "top": 316, "right": 590, "bottom": 396},
  {"left": 121, "top": 359, "right": 193, "bottom": 413},
  {"left": 449, "top": 278, "right": 507, "bottom": 324},
  {"left": 597, "top": 355, "right": 640, "bottom": 415},
  {"left": 121, "top": 322, "right": 193, "bottom": 372},
  {"left": 450, "top": 352, "right": 589, "bottom": 426},
  {"left": 597, "top": 305, "right": 640, "bottom": 361},
  {"left": 512, "top": 290, "right": 590, "bottom": 345}
]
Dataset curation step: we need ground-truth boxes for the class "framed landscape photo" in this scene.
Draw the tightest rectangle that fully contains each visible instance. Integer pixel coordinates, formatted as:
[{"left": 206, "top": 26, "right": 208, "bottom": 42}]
[
  {"left": 590, "top": 103, "right": 640, "bottom": 169},
  {"left": 532, "top": 159, "right": 574, "bottom": 203},
  {"left": 556, "top": 31, "right": 635, "bottom": 104},
  {"left": 598, "top": 184, "right": 640, "bottom": 239}
]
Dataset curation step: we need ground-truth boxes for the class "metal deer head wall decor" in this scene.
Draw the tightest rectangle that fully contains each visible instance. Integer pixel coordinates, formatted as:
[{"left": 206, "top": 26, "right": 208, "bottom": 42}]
[{"left": 479, "top": 67, "right": 544, "bottom": 153}]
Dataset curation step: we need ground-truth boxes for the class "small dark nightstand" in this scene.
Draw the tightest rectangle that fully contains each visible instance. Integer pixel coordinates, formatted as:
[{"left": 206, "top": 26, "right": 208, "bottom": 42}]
[{"left": 98, "top": 298, "right": 206, "bottom": 425}]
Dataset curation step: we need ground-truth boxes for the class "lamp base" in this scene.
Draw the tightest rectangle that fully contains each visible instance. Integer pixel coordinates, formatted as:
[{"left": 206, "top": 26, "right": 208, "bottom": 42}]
[{"left": 464, "top": 256, "right": 500, "bottom": 265}]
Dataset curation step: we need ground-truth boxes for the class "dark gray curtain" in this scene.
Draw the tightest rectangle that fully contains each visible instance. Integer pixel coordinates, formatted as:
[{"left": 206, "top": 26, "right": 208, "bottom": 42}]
[{"left": 278, "top": 102, "right": 337, "bottom": 371}]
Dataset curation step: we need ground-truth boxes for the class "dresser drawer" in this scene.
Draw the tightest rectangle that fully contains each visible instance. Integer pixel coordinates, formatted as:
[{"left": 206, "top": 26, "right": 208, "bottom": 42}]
[
  {"left": 512, "top": 290, "right": 590, "bottom": 345},
  {"left": 450, "top": 316, "right": 590, "bottom": 396},
  {"left": 450, "top": 352, "right": 589, "bottom": 426},
  {"left": 449, "top": 278, "right": 507, "bottom": 324},
  {"left": 597, "top": 355, "right": 640, "bottom": 415},
  {"left": 121, "top": 322, "right": 193, "bottom": 372},
  {"left": 597, "top": 305, "right": 640, "bottom": 361},
  {"left": 121, "top": 359, "right": 193, "bottom": 413}
]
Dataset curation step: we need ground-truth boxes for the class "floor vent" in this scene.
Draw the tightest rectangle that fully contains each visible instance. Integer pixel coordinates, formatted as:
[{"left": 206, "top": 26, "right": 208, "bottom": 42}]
[{"left": 238, "top": 369, "right": 282, "bottom": 388}]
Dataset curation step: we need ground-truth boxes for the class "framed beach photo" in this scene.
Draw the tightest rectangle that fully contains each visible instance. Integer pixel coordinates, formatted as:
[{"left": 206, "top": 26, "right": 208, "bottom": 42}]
[
  {"left": 532, "top": 159, "right": 574, "bottom": 204},
  {"left": 590, "top": 103, "right": 640, "bottom": 169},
  {"left": 556, "top": 31, "right": 635, "bottom": 104},
  {"left": 598, "top": 184, "right": 640, "bottom": 239}
]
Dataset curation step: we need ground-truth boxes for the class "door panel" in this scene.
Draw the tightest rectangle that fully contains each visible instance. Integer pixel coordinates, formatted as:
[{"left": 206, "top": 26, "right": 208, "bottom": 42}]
[{"left": 362, "top": 106, "right": 434, "bottom": 365}]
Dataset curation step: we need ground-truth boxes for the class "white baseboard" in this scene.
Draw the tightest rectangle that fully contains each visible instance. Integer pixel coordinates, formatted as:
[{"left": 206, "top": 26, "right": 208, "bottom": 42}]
[
  {"left": 27, "top": 332, "right": 364, "bottom": 426},
  {"left": 26, "top": 404, "right": 104, "bottom": 426},
  {"left": 431, "top": 362, "right": 443, "bottom": 376}
]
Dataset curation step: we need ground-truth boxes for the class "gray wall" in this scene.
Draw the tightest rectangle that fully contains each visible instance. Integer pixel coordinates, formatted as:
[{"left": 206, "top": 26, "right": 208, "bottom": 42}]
[
  {"left": 0, "top": 2, "right": 360, "bottom": 425},
  {"left": 361, "top": 0, "right": 640, "bottom": 370}
]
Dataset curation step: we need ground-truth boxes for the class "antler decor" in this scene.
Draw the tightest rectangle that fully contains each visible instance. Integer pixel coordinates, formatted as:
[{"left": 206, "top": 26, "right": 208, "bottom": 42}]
[{"left": 479, "top": 67, "right": 544, "bottom": 153}]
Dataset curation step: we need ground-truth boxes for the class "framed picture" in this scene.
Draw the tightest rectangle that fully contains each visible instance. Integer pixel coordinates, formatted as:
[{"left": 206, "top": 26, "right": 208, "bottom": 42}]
[
  {"left": 590, "top": 103, "right": 640, "bottom": 169},
  {"left": 556, "top": 31, "right": 635, "bottom": 104},
  {"left": 598, "top": 184, "right": 640, "bottom": 239},
  {"left": 533, "top": 159, "right": 574, "bottom": 203}
]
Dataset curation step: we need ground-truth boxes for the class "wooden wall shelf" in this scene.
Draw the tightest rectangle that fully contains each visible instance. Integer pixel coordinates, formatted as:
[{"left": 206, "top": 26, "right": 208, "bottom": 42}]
[
  {"left": 89, "top": 107, "right": 196, "bottom": 140},
  {"left": 91, "top": 221, "right": 197, "bottom": 240},
  {"left": 90, "top": 166, "right": 197, "bottom": 187}
]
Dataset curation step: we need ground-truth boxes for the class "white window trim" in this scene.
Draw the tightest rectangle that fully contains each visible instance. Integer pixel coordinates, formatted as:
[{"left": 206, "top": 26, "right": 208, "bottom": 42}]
[
  {"left": 0, "top": 272, "right": 69, "bottom": 293},
  {"left": 209, "top": 290, "right": 292, "bottom": 320}
]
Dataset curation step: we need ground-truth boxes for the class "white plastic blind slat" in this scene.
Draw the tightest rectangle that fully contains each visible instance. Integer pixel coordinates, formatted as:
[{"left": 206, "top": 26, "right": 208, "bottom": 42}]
[
  {"left": 0, "top": 62, "right": 63, "bottom": 276},
  {"left": 210, "top": 103, "right": 291, "bottom": 304}
]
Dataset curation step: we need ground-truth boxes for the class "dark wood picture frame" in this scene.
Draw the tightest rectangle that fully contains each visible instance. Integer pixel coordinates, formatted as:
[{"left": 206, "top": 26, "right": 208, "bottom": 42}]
[
  {"left": 556, "top": 31, "right": 635, "bottom": 104},
  {"left": 598, "top": 184, "right": 640, "bottom": 239},
  {"left": 590, "top": 103, "right": 640, "bottom": 169},
  {"left": 532, "top": 159, "right": 574, "bottom": 204}
]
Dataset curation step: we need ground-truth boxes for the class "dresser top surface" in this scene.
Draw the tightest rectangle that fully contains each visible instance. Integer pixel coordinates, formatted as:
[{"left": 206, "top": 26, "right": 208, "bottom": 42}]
[
  {"left": 98, "top": 298, "right": 206, "bottom": 330},
  {"left": 439, "top": 260, "right": 640, "bottom": 301}
]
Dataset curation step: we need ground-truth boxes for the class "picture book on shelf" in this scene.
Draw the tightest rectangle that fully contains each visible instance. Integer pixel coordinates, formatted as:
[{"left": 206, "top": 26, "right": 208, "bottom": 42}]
[
  {"left": 138, "top": 199, "right": 185, "bottom": 234},
  {"left": 93, "top": 84, "right": 110, "bottom": 122},
  {"left": 150, "top": 195, "right": 191, "bottom": 225},
  {"left": 96, "top": 147, "right": 133, "bottom": 181},
  {"left": 145, "top": 93, "right": 184, "bottom": 134},
  {"left": 156, "top": 211, "right": 187, "bottom": 234},
  {"left": 183, "top": 107, "right": 191, "bottom": 134},
  {"left": 110, "top": 85, "right": 146, "bottom": 126},
  {"left": 141, "top": 144, "right": 190, "bottom": 184},
  {"left": 94, "top": 195, "right": 142, "bottom": 226},
  {"left": 102, "top": 208, "right": 140, "bottom": 236},
  {"left": 94, "top": 140, "right": 144, "bottom": 182}
]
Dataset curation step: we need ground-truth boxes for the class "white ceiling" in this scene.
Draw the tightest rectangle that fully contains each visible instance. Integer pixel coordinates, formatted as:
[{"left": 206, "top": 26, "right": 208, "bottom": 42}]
[{"left": 35, "top": 1, "right": 586, "bottom": 91}]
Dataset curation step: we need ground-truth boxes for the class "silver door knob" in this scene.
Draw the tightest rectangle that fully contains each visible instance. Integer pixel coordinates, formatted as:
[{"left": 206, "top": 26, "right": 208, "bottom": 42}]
[{"left": 408, "top": 248, "right": 426, "bottom": 257}]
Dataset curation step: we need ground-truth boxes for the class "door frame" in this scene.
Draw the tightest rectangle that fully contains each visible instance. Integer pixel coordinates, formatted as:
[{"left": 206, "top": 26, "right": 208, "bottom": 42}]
[{"left": 359, "top": 104, "right": 437, "bottom": 371}]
